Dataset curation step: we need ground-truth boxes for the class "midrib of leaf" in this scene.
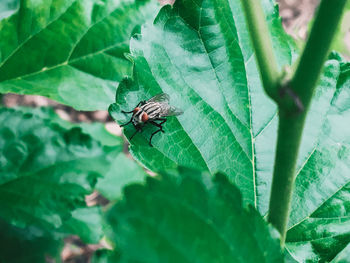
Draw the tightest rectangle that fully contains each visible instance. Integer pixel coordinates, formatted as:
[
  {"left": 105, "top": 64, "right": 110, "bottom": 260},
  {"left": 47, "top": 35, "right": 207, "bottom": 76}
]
[
  {"left": 200, "top": 0, "right": 259, "bottom": 207},
  {"left": 0, "top": 0, "right": 136, "bottom": 81},
  {"left": 198, "top": 4, "right": 254, "bottom": 163},
  {"left": 197, "top": 5, "right": 250, "bottom": 128},
  {"left": 0, "top": 1, "right": 76, "bottom": 68},
  {"left": 4, "top": 41, "right": 128, "bottom": 82},
  {"left": 248, "top": 81, "right": 257, "bottom": 208},
  {"left": 195, "top": 4, "right": 253, "bottom": 161}
]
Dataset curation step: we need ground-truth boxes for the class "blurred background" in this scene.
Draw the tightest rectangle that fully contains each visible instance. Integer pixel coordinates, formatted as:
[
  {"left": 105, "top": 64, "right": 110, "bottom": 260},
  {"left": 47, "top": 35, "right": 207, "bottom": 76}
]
[{"left": 1, "top": 0, "right": 349, "bottom": 262}]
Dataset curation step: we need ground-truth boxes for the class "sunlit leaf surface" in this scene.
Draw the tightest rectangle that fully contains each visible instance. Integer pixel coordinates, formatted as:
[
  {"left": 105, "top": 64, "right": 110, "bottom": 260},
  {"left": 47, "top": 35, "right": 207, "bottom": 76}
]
[
  {"left": 109, "top": 0, "right": 350, "bottom": 260},
  {"left": 0, "top": 0, "right": 159, "bottom": 110}
]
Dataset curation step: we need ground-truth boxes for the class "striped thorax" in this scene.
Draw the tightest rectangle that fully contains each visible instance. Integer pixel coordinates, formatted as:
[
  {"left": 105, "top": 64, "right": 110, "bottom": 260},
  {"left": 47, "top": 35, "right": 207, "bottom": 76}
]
[{"left": 132, "top": 101, "right": 166, "bottom": 125}]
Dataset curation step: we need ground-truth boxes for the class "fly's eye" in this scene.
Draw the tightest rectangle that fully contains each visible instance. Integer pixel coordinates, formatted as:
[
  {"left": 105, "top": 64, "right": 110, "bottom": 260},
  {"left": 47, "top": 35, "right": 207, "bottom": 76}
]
[
  {"left": 142, "top": 112, "right": 149, "bottom": 122},
  {"left": 133, "top": 107, "right": 140, "bottom": 114}
]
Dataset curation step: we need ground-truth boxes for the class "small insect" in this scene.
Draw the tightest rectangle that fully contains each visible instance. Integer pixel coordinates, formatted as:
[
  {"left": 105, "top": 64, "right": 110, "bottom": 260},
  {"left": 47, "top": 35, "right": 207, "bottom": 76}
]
[{"left": 120, "top": 93, "right": 183, "bottom": 146}]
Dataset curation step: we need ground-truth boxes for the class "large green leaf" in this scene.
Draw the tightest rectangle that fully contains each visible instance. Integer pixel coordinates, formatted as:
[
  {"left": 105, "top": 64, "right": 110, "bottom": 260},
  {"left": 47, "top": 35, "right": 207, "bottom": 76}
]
[
  {"left": 108, "top": 0, "right": 350, "bottom": 261},
  {"left": 285, "top": 60, "right": 350, "bottom": 262},
  {"left": 0, "top": 0, "right": 159, "bottom": 110},
  {"left": 106, "top": 167, "right": 284, "bottom": 262},
  {"left": 109, "top": 0, "right": 296, "bottom": 207},
  {"left": 108, "top": 0, "right": 338, "bottom": 210}
]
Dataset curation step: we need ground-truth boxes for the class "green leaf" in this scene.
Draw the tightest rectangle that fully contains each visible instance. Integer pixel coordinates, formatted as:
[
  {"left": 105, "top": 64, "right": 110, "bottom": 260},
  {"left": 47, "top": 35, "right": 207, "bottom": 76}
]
[
  {"left": 15, "top": 106, "right": 123, "bottom": 148},
  {"left": 109, "top": 0, "right": 296, "bottom": 206},
  {"left": 0, "top": 107, "right": 130, "bottom": 257},
  {"left": 61, "top": 207, "right": 105, "bottom": 244},
  {"left": 0, "top": 0, "right": 19, "bottom": 20},
  {"left": 106, "top": 167, "right": 284, "bottom": 262},
  {"left": 0, "top": 108, "right": 111, "bottom": 231},
  {"left": 92, "top": 249, "right": 116, "bottom": 263},
  {"left": 96, "top": 152, "right": 147, "bottom": 201},
  {"left": 0, "top": 220, "right": 62, "bottom": 263},
  {"left": 108, "top": 0, "right": 350, "bottom": 260},
  {"left": 331, "top": 243, "right": 350, "bottom": 263},
  {"left": 285, "top": 61, "right": 350, "bottom": 262},
  {"left": 0, "top": 0, "right": 159, "bottom": 110},
  {"left": 109, "top": 0, "right": 337, "bottom": 211},
  {"left": 14, "top": 107, "right": 144, "bottom": 202}
]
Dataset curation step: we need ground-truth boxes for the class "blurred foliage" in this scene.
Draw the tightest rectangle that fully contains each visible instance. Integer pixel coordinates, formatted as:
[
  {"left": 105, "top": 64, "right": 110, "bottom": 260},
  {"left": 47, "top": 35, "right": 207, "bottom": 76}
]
[
  {"left": 106, "top": 167, "right": 284, "bottom": 262},
  {"left": 331, "top": 1, "right": 350, "bottom": 58}
]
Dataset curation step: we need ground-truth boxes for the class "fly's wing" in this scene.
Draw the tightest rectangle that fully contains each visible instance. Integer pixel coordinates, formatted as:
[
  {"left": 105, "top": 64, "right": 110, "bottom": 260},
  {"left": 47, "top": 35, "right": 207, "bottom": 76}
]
[
  {"left": 147, "top": 93, "right": 170, "bottom": 103},
  {"left": 148, "top": 93, "right": 183, "bottom": 117},
  {"left": 159, "top": 104, "right": 184, "bottom": 117}
]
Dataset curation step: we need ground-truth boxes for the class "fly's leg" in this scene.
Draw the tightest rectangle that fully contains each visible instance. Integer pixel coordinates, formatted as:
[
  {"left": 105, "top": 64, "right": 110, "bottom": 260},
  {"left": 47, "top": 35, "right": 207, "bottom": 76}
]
[
  {"left": 121, "top": 110, "right": 134, "bottom": 114},
  {"left": 121, "top": 101, "right": 146, "bottom": 114},
  {"left": 121, "top": 101, "right": 147, "bottom": 126},
  {"left": 120, "top": 119, "right": 132, "bottom": 127},
  {"left": 129, "top": 129, "right": 139, "bottom": 140},
  {"left": 155, "top": 118, "right": 167, "bottom": 125},
  {"left": 150, "top": 118, "right": 167, "bottom": 133},
  {"left": 148, "top": 118, "right": 167, "bottom": 146},
  {"left": 129, "top": 124, "right": 144, "bottom": 141},
  {"left": 148, "top": 128, "right": 163, "bottom": 147}
]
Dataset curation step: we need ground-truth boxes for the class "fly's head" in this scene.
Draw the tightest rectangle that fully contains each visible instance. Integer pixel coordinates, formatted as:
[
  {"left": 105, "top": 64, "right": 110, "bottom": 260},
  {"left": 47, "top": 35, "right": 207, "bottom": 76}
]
[
  {"left": 132, "top": 107, "right": 140, "bottom": 114},
  {"left": 132, "top": 110, "right": 148, "bottom": 126}
]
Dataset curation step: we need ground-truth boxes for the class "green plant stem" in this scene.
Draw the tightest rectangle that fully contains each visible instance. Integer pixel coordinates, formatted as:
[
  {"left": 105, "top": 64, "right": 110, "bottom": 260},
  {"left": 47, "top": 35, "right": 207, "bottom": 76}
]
[
  {"left": 291, "top": 0, "right": 347, "bottom": 106},
  {"left": 240, "top": 0, "right": 347, "bottom": 245},
  {"left": 240, "top": 0, "right": 280, "bottom": 99},
  {"left": 268, "top": 0, "right": 347, "bottom": 246}
]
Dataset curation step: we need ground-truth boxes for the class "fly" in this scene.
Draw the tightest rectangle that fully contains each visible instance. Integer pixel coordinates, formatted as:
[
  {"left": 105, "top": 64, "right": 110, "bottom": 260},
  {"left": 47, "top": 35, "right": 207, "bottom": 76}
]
[{"left": 120, "top": 93, "right": 183, "bottom": 146}]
